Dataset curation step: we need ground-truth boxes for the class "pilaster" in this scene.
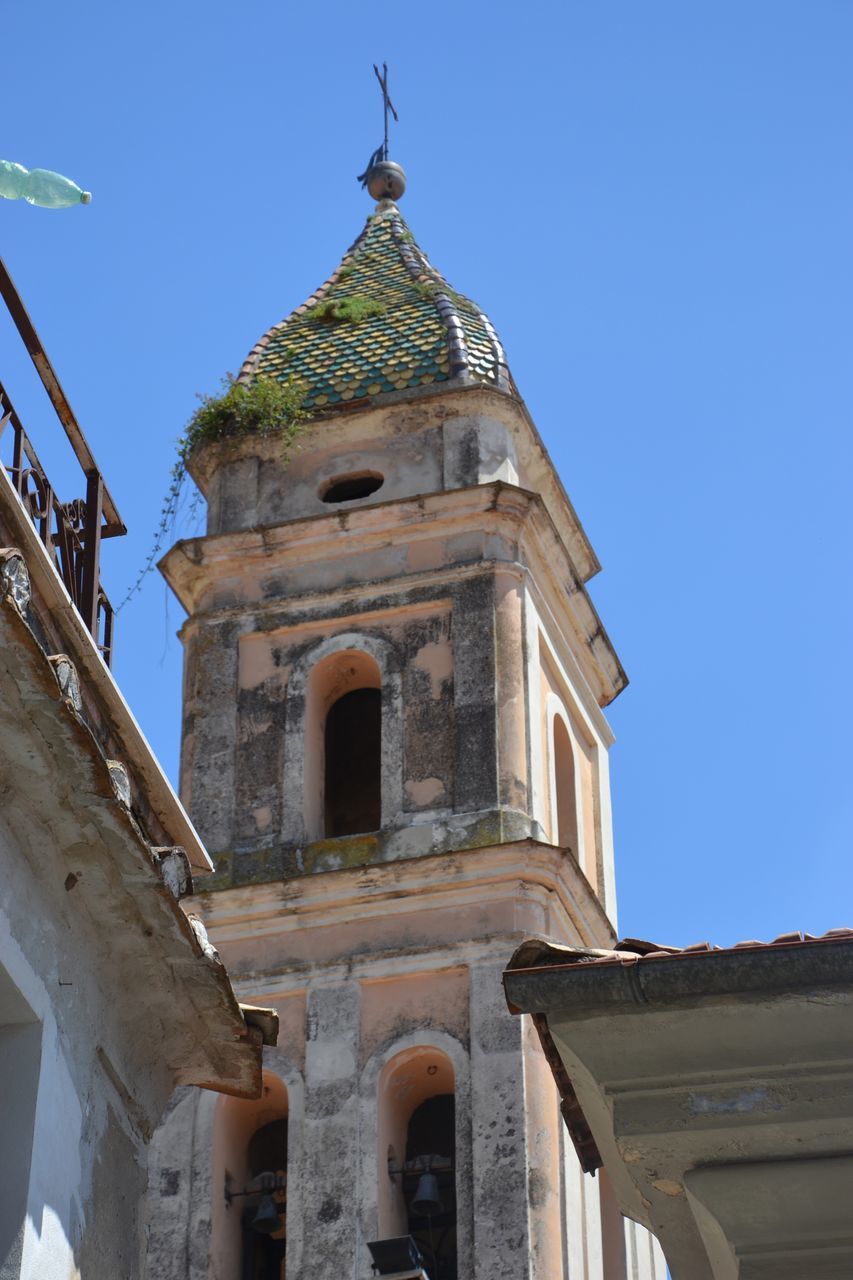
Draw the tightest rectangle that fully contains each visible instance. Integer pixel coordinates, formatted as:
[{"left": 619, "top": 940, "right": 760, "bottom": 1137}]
[
  {"left": 301, "top": 983, "right": 361, "bottom": 1278},
  {"left": 469, "top": 963, "right": 531, "bottom": 1279}
]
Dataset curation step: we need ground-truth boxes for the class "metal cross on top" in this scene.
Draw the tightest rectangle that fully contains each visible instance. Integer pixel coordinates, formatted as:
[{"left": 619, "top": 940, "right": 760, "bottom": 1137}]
[
  {"left": 357, "top": 62, "right": 400, "bottom": 188},
  {"left": 373, "top": 61, "right": 398, "bottom": 162}
]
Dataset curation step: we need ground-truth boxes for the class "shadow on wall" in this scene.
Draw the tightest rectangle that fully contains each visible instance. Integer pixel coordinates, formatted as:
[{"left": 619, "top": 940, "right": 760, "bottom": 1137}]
[
  {"left": 0, "top": 961, "right": 41, "bottom": 1278},
  {"left": 0, "top": 954, "right": 148, "bottom": 1280}
]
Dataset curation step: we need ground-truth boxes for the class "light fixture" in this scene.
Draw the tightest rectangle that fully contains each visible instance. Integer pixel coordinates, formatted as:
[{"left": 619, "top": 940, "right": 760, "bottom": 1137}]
[{"left": 367, "top": 1235, "right": 425, "bottom": 1275}]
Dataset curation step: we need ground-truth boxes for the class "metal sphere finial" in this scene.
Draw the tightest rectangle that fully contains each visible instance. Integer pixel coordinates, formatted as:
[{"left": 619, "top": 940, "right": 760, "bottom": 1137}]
[{"left": 366, "top": 161, "right": 407, "bottom": 202}]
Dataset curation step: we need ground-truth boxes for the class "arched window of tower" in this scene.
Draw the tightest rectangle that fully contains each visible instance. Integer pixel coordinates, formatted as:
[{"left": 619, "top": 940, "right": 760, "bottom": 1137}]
[
  {"left": 378, "top": 1048, "right": 458, "bottom": 1280},
  {"left": 302, "top": 647, "right": 388, "bottom": 842},
  {"left": 553, "top": 714, "right": 580, "bottom": 856},
  {"left": 324, "top": 687, "right": 381, "bottom": 836},
  {"left": 213, "top": 1074, "right": 288, "bottom": 1280}
]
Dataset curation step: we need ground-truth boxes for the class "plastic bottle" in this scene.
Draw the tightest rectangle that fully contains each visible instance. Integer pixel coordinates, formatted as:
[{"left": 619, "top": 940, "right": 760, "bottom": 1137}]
[{"left": 0, "top": 160, "right": 91, "bottom": 208}]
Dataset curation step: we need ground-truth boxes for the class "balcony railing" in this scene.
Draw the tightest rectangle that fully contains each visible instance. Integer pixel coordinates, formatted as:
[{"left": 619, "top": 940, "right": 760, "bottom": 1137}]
[{"left": 0, "top": 258, "right": 124, "bottom": 666}]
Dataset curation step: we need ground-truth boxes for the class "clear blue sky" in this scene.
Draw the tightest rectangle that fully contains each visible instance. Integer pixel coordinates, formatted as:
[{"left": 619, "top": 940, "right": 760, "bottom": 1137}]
[{"left": 2, "top": 1, "right": 851, "bottom": 947}]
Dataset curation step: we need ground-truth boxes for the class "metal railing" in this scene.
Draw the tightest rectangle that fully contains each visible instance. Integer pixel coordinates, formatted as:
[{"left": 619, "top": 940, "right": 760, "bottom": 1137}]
[{"left": 0, "top": 258, "right": 124, "bottom": 665}]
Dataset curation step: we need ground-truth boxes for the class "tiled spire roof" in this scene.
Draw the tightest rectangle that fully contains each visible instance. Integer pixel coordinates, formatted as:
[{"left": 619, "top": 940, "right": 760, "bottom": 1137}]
[{"left": 239, "top": 199, "right": 514, "bottom": 415}]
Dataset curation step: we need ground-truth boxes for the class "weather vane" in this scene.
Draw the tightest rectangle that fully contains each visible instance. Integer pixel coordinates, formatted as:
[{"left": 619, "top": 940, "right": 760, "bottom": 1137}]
[{"left": 357, "top": 62, "right": 407, "bottom": 202}]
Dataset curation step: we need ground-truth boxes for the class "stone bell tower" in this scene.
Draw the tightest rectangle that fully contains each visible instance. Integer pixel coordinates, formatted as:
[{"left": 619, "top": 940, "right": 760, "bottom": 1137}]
[{"left": 146, "top": 157, "right": 665, "bottom": 1280}]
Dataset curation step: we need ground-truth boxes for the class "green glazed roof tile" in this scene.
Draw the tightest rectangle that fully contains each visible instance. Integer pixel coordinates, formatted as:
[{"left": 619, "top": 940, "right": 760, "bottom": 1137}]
[{"left": 240, "top": 200, "right": 514, "bottom": 415}]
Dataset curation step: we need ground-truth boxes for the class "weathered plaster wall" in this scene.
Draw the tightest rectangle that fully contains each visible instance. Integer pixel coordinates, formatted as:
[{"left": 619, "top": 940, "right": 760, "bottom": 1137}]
[
  {"left": 0, "top": 866, "right": 146, "bottom": 1280},
  {"left": 205, "top": 399, "right": 524, "bottom": 537},
  {"left": 178, "top": 557, "right": 618, "bottom": 898}
]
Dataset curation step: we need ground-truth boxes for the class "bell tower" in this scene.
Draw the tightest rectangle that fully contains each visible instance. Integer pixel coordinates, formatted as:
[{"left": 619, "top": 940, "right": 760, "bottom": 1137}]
[{"left": 147, "top": 156, "right": 665, "bottom": 1280}]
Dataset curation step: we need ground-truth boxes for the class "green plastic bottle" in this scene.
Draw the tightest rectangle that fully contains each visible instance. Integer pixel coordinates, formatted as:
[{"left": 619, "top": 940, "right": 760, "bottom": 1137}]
[{"left": 0, "top": 160, "right": 91, "bottom": 208}]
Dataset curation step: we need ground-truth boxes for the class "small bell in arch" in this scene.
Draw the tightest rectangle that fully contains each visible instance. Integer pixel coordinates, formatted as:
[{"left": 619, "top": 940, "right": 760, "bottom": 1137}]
[
  {"left": 410, "top": 1171, "right": 443, "bottom": 1217},
  {"left": 251, "top": 1193, "right": 283, "bottom": 1235}
]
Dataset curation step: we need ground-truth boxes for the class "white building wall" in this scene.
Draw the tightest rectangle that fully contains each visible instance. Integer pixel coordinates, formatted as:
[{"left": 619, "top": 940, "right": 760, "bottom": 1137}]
[
  {"left": 0, "top": 819, "right": 150, "bottom": 1280},
  {"left": 0, "top": 902, "right": 86, "bottom": 1280}
]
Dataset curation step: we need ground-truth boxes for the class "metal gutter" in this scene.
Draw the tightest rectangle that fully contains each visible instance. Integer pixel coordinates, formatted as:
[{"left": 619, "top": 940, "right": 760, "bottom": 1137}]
[{"left": 504, "top": 934, "right": 853, "bottom": 1020}]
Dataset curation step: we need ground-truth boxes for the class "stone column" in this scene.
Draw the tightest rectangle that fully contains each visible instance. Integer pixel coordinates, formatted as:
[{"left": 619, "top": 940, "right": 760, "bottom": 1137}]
[
  {"left": 180, "top": 617, "right": 241, "bottom": 855},
  {"left": 523, "top": 1018, "right": 566, "bottom": 1280},
  {"left": 300, "top": 983, "right": 361, "bottom": 1279},
  {"left": 451, "top": 576, "right": 498, "bottom": 815},
  {"left": 494, "top": 569, "right": 528, "bottom": 814},
  {"left": 469, "top": 960, "right": 531, "bottom": 1279}
]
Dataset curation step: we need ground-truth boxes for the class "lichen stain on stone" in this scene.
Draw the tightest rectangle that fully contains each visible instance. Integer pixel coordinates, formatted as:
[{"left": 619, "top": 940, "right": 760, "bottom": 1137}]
[
  {"left": 237, "top": 711, "right": 273, "bottom": 744},
  {"left": 302, "top": 833, "right": 380, "bottom": 875},
  {"left": 317, "top": 1195, "right": 342, "bottom": 1224},
  {"left": 527, "top": 1166, "right": 550, "bottom": 1210},
  {"left": 464, "top": 811, "right": 503, "bottom": 849},
  {"left": 201, "top": 848, "right": 234, "bottom": 891}
]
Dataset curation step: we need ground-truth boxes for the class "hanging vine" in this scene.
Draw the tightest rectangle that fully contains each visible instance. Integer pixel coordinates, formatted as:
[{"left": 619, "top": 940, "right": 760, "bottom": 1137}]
[{"left": 117, "top": 373, "right": 309, "bottom": 612}]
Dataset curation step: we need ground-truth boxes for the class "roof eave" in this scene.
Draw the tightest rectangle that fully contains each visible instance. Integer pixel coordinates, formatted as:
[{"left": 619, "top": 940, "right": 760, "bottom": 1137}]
[{"left": 0, "top": 588, "right": 278, "bottom": 1115}]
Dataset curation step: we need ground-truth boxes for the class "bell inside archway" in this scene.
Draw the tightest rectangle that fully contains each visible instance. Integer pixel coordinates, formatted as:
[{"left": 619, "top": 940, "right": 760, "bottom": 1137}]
[
  {"left": 251, "top": 1193, "right": 282, "bottom": 1234},
  {"left": 410, "top": 1171, "right": 443, "bottom": 1217}
]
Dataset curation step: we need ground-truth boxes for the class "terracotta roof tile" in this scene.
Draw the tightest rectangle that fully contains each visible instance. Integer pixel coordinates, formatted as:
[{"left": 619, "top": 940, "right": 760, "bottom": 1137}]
[{"left": 508, "top": 927, "right": 853, "bottom": 977}]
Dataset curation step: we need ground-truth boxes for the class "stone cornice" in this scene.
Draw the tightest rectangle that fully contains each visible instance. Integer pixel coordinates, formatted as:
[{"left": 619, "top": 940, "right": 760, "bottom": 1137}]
[
  {"left": 188, "top": 383, "right": 601, "bottom": 584},
  {"left": 191, "top": 839, "right": 616, "bottom": 976},
  {"left": 162, "top": 479, "right": 626, "bottom": 707}
]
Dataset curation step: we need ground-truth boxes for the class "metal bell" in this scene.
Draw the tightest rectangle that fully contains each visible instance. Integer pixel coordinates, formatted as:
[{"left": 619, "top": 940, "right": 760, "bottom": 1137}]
[
  {"left": 251, "top": 1193, "right": 282, "bottom": 1234},
  {"left": 410, "top": 1171, "right": 443, "bottom": 1217}
]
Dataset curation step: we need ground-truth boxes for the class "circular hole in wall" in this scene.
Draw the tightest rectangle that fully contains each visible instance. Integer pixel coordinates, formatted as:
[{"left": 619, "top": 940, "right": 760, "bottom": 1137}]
[{"left": 321, "top": 471, "right": 384, "bottom": 503}]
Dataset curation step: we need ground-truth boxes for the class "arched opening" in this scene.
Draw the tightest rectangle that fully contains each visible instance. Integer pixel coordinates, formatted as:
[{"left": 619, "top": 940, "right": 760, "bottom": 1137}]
[
  {"left": 552, "top": 714, "right": 579, "bottom": 855},
  {"left": 324, "top": 686, "right": 381, "bottom": 836},
  {"left": 212, "top": 1074, "right": 288, "bottom": 1280},
  {"left": 298, "top": 642, "right": 400, "bottom": 843},
  {"left": 321, "top": 471, "right": 384, "bottom": 504},
  {"left": 405, "top": 1094, "right": 456, "bottom": 1279},
  {"left": 378, "top": 1048, "right": 457, "bottom": 1280}
]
